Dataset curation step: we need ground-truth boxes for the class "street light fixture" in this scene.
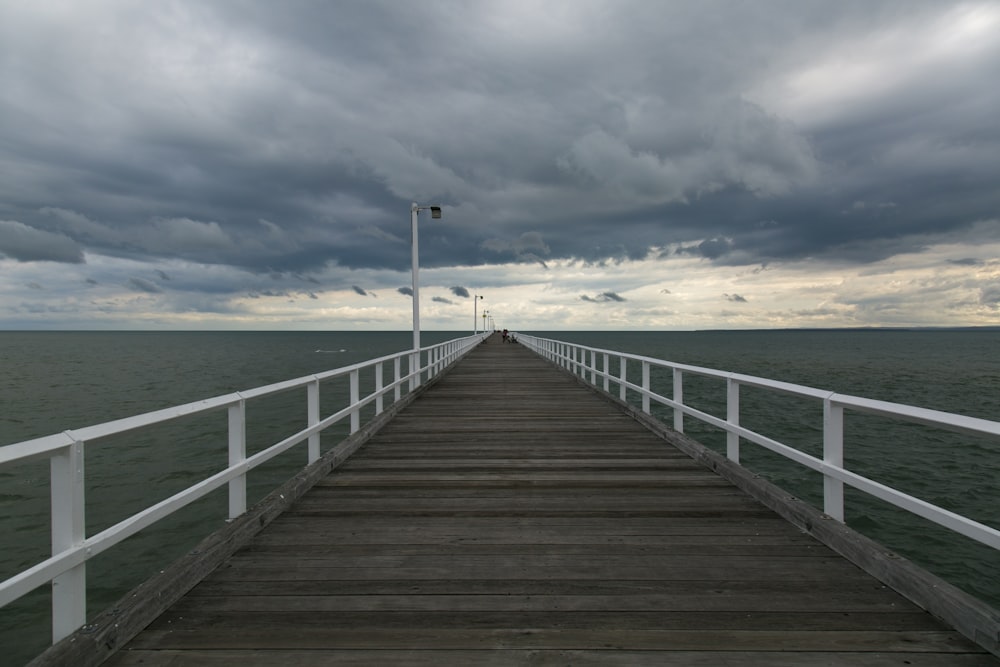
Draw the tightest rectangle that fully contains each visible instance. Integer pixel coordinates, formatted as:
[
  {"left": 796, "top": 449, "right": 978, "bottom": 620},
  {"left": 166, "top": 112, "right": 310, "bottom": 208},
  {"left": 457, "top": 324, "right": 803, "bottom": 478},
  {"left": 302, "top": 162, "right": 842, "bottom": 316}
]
[
  {"left": 411, "top": 202, "right": 442, "bottom": 388},
  {"left": 473, "top": 294, "right": 484, "bottom": 334}
]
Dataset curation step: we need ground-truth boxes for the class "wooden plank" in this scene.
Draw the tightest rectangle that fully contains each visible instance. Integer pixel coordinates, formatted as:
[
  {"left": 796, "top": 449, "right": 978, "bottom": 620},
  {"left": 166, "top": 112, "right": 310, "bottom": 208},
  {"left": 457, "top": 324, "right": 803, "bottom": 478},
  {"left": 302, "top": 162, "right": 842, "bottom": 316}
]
[
  {"left": 106, "top": 649, "right": 1000, "bottom": 667},
  {"left": 187, "top": 577, "right": 910, "bottom": 606},
  {"left": 120, "top": 624, "right": 980, "bottom": 653}
]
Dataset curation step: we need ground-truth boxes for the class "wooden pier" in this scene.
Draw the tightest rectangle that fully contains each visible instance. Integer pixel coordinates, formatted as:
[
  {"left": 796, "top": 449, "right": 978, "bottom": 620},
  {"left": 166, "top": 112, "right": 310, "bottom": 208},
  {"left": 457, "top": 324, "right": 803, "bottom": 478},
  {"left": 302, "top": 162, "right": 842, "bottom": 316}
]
[{"left": 56, "top": 337, "right": 998, "bottom": 665}]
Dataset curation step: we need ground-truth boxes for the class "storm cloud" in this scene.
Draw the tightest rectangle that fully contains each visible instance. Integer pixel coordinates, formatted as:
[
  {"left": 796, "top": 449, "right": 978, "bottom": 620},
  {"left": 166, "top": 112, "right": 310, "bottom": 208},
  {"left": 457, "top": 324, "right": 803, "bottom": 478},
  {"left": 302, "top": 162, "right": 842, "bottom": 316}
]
[
  {"left": 582, "top": 292, "right": 628, "bottom": 304},
  {"left": 1, "top": 1, "right": 998, "bottom": 330}
]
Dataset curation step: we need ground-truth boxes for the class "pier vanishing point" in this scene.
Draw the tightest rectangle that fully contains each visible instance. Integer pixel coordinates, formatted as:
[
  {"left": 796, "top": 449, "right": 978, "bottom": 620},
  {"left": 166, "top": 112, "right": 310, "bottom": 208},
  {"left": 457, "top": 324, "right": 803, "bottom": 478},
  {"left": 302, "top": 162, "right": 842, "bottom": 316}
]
[{"left": 17, "top": 334, "right": 1000, "bottom": 665}]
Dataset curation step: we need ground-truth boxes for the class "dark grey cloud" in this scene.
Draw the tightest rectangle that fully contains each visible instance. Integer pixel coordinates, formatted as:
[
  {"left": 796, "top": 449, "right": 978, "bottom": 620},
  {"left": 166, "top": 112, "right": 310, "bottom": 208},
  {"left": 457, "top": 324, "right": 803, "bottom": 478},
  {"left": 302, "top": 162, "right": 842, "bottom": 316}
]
[
  {"left": 432, "top": 296, "right": 454, "bottom": 305},
  {"left": 981, "top": 285, "right": 1000, "bottom": 306},
  {"left": 676, "top": 237, "right": 736, "bottom": 260},
  {"left": 0, "top": 220, "right": 84, "bottom": 263},
  {"left": 0, "top": 0, "right": 996, "bottom": 296},
  {"left": 128, "top": 278, "right": 162, "bottom": 294},
  {"left": 351, "top": 285, "right": 369, "bottom": 296},
  {"left": 397, "top": 287, "right": 413, "bottom": 297},
  {"left": 725, "top": 294, "right": 748, "bottom": 303},
  {"left": 450, "top": 286, "right": 470, "bottom": 298},
  {"left": 581, "top": 292, "right": 627, "bottom": 303},
  {"left": 248, "top": 290, "right": 291, "bottom": 299}
]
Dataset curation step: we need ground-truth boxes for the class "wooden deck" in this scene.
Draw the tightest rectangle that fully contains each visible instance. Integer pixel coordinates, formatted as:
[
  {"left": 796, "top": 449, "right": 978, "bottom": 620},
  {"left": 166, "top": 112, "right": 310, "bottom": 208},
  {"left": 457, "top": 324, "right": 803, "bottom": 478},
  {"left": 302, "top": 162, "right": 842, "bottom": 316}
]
[{"left": 100, "top": 337, "right": 997, "bottom": 666}]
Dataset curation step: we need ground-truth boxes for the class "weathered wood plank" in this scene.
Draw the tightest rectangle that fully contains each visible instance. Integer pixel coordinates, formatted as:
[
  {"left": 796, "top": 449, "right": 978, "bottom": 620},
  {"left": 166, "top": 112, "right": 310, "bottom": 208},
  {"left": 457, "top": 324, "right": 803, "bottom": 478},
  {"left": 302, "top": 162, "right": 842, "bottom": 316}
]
[
  {"left": 186, "top": 577, "right": 910, "bottom": 605},
  {"left": 121, "top": 623, "right": 979, "bottom": 653},
  {"left": 106, "top": 649, "right": 1000, "bottom": 667}
]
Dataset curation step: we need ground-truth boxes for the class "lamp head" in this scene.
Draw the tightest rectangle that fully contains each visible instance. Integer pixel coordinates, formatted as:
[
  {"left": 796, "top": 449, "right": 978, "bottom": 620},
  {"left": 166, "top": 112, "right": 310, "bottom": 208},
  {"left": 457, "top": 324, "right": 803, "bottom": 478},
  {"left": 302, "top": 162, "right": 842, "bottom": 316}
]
[{"left": 430, "top": 206, "right": 442, "bottom": 219}]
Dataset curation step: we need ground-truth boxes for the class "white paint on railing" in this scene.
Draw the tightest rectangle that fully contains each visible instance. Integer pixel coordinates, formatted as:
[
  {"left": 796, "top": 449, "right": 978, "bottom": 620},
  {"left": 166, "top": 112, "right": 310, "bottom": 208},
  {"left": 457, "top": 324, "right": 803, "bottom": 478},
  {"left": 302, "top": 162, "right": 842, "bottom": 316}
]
[
  {"left": 228, "top": 398, "right": 247, "bottom": 518},
  {"left": 350, "top": 369, "right": 360, "bottom": 434},
  {"left": 307, "top": 381, "right": 320, "bottom": 463},
  {"left": 50, "top": 437, "right": 85, "bottom": 641},
  {"left": 672, "top": 368, "right": 684, "bottom": 433},
  {"left": 393, "top": 357, "right": 402, "bottom": 403},
  {"left": 823, "top": 396, "right": 845, "bottom": 521},
  {"left": 0, "top": 332, "right": 488, "bottom": 645},
  {"left": 618, "top": 356, "right": 627, "bottom": 402},
  {"left": 515, "top": 332, "right": 1000, "bottom": 555},
  {"left": 375, "top": 362, "right": 385, "bottom": 416},
  {"left": 726, "top": 377, "right": 740, "bottom": 463},
  {"left": 642, "top": 361, "right": 651, "bottom": 414},
  {"left": 603, "top": 353, "right": 610, "bottom": 392}
]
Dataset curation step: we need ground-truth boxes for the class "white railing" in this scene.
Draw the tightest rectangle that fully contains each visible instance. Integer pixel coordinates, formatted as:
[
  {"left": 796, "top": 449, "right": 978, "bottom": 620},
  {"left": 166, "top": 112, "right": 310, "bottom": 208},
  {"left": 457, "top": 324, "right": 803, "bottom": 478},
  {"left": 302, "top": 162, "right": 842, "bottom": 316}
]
[
  {"left": 0, "top": 333, "right": 487, "bottom": 645},
  {"left": 517, "top": 333, "right": 1000, "bottom": 553}
]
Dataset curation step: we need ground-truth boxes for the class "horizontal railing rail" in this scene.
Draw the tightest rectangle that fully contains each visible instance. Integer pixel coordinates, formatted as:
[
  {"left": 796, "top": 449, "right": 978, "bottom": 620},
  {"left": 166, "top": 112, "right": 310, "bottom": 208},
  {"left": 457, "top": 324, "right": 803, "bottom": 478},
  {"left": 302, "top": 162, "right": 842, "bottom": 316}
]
[
  {"left": 516, "top": 333, "right": 1000, "bottom": 554},
  {"left": 0, "top": 333, "right": 488, "bottom": 646}
]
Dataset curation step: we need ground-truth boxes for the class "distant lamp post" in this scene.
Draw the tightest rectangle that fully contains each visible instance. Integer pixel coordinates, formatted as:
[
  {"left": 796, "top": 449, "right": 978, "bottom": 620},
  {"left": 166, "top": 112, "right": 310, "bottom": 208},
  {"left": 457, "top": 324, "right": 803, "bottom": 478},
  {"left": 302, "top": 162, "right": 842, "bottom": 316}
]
[
  {"left": 473, "top": 294, "right": 484, "bottom": 334},
  {"left": 411, "top": 202, "right": 442, "bottom": 388},
  {"left": 482, "top": 309, "right": 489, "bottom": 333}
]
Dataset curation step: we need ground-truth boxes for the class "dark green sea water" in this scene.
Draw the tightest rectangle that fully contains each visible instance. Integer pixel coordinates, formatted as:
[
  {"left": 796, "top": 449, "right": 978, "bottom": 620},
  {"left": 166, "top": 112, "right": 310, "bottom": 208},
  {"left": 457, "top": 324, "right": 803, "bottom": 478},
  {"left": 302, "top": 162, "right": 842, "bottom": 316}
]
[{"left": 1, "top": 329, "right": 998, "bottom": 665}]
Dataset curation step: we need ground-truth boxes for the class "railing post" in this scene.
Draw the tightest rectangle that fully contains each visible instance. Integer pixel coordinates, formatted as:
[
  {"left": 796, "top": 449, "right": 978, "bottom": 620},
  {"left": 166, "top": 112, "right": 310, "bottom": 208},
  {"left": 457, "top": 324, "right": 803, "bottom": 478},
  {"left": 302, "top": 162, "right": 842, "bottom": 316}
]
[
  {"left": 350, "top": 369, "right": 360, "bottom": 434},
  {"left": 603, "top": 353, "right": 610, "bottom": 392},
  {"left": 50, "top": 438, "right": 85, "bottom": 642},
  {"left": 307, "top": 380, "right": 320, "bottom": 463},
  {"left": 642, "top": 361, "right": 651, "bottom": 414},
  {"left": 619, "top": 356, "right": 627, "bottom": 401},
  {"left": 590, "top": 350, "right": 597, "bottom": 385},
  {"left": 409, "top": 351, "right": 419, "bottom": 391},
  {"left": 228, "top": 399, "right": 247, "bottom": 518},
  {"left": 824, "top": 396, "right": 845, "bottom": 521},
  {"left": 726, "top": 376, "right": 740, "bottom": 463},
  {"left": 394, "top": 357, "right": 402, "bottom": 402},
  {"left": 673, "top": 369, "right": 684, "bottom": 433},
  {"left": 375, "top": 362, "right": 384, "bottom": 415}
]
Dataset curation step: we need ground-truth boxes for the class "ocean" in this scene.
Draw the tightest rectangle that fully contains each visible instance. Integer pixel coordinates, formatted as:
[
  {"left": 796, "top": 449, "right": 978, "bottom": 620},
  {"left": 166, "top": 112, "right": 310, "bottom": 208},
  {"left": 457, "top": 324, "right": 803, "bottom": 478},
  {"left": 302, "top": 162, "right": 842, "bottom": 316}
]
[{"left": 1, "top": 329, "right": 998, "bottom": 665}]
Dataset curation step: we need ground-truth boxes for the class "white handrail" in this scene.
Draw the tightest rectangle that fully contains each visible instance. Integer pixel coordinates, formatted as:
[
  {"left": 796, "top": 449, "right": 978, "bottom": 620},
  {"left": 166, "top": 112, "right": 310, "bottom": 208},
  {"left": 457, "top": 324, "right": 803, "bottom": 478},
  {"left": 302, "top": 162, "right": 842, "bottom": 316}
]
[
  {"left": 0, "top": 333, "right": 488, "bottom": 644},
  {"left": 516, "top": 333, "right": 1000, "bottom": 552}
]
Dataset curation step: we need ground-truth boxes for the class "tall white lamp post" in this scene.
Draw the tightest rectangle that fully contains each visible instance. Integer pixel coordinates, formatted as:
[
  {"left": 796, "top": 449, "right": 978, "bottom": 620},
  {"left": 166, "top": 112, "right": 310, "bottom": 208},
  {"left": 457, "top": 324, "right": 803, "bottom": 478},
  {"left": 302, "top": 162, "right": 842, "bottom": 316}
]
[
  {"left": 411, "top": 202, "right": 441, "bottom": 389},
  {"left": 473, "top": 294, "right": 484, "bottom": 334}
]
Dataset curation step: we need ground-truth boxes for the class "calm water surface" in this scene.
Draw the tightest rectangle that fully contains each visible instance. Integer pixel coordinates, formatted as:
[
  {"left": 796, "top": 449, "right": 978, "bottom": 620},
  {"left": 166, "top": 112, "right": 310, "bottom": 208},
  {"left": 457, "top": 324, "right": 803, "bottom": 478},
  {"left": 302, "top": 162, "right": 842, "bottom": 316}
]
[{"left": 1, "top": 329, "right": 998, "bottom": 665}]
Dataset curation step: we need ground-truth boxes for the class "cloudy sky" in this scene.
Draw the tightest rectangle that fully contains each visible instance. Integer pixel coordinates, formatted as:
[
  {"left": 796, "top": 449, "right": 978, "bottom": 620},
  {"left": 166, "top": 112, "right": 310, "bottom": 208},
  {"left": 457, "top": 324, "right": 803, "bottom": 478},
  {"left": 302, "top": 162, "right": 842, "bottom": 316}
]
[{"left": 1, "top": 1, "right": 999, "bottom": 331}]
